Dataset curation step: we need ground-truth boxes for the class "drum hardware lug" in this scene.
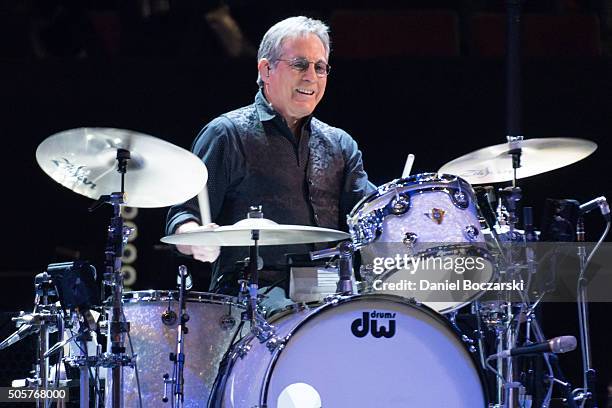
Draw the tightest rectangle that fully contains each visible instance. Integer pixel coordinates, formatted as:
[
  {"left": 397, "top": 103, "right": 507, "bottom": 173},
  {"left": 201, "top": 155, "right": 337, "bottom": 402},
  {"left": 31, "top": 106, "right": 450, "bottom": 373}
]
[
  {"left": 265, "top": 335, "right": 286, "bottom": 352},
  {"left": 219, "top": 314, "right": 238, "bottom": 330},
  {"left": 387, "top": 193, "right": 411, "bottom": 216},
  {"left": 464, "top": 225, "right": 480, "bottom": 241},
  {"left": 252, "top": 318, "right": 277, "bottom": 344},
  {"left": 161, "top": 309, "right": 177, "bottom": 326},
  {"left": 461, "top": 334, "right": 475, "bottom": 345},
  {"left": 450, "top": 189, "right": 470, "bottom": 209},
  {"left": 468, "top": 345, "right": 477, "bottom": 353},
  {"left": 323, "top": 294, "right": 343, "bottom": 305},
  {"left": 236, "top": 343, "right": 251, "bottom": 359},
  {"left": 402, "top": 232, "right": 418, "bottom": 248},
  {"left": 351, "top": 210, "right": 384, "bottom": 246},
  {"left": 406, "top": 297, "right": 420, "bottom": 306}
]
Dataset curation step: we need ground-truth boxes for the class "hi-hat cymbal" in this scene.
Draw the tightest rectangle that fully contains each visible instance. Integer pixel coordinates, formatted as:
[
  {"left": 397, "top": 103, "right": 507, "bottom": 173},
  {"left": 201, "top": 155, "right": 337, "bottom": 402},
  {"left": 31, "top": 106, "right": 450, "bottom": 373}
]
[
  {"left": 161, "top": 217, "right": 350, "bottom": 246},
  {"left": 439, "top": 137, "right": 597, "bottom": 184},
  {"left": 36, "top": 127, "right": 207, "bottom": 208}
]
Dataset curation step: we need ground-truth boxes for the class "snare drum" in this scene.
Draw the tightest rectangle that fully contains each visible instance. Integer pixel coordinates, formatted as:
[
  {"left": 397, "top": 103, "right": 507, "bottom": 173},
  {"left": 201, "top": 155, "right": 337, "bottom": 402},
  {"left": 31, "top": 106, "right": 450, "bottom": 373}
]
[
  {"left": 105, "top": 291, "right": 245, "bottom": 407},
  {"left": 348, "top": 173, "right": 495, "bottom": 313},
  {"left": 210, "top": 294, "right": 487, "bottom": 407}
]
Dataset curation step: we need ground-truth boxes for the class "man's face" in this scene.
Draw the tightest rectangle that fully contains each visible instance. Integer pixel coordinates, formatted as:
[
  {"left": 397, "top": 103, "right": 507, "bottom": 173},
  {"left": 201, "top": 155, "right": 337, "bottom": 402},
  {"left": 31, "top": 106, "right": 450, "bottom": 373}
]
[{"left": 259, "top": 33, "right": 328, "bottom": 126}]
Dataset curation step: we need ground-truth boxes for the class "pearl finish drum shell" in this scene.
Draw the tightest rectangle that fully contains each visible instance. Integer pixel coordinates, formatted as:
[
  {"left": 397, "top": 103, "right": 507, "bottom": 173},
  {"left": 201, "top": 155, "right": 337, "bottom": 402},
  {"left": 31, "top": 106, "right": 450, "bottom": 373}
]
[
  {"left": 348, "top": 174, "right": 495, "bottom": 313},
  {"left": 105, "top": 291, "right": 245, "bottom": 407}
]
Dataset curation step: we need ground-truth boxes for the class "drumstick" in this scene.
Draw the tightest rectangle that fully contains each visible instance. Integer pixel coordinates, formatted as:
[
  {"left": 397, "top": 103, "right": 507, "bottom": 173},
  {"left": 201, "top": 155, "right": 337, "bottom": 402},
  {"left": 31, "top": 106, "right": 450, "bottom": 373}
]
[
  {"left": 401, "top": 154, "right": 415, "bottom": 178},
  {"left": 197, "top": 185, "right": 212, "bottom": 225}
]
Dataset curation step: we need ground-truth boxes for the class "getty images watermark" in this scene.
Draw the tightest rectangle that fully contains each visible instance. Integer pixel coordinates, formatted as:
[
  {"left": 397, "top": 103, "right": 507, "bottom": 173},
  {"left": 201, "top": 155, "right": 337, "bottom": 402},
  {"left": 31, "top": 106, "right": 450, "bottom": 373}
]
[
  {"left": 368, "top": 253, "right": 525, "bottom": 293},
  {"left": 359, "top": 242, "right": 612, "bottom": 303}
]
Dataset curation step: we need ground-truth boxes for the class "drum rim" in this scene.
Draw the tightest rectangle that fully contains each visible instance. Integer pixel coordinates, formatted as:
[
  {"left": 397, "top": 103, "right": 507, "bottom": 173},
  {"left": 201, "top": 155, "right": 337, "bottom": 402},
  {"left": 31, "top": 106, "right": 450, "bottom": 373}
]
[
  {"left": 116, "top": 290, "right": 243, "bottom": 307},
  {"left": 348, "top": 172, "right": 474, "bottom": 219},
  {"left": 258, "top": 293, "right": 490, "bottom": 406}
]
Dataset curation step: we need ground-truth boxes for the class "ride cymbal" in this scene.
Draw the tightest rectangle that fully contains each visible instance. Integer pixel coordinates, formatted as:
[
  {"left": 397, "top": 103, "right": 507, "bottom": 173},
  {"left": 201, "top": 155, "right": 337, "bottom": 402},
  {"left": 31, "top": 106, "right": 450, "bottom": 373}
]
[{"left": 438, "top": 137, "right": 597, "bottom": 184}]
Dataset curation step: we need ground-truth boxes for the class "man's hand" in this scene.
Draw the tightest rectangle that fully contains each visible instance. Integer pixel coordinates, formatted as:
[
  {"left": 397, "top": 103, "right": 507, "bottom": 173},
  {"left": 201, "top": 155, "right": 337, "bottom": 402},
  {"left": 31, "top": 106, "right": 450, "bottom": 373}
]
[{"left": 175, "top": 221, "right": 221, "bottom": 263}]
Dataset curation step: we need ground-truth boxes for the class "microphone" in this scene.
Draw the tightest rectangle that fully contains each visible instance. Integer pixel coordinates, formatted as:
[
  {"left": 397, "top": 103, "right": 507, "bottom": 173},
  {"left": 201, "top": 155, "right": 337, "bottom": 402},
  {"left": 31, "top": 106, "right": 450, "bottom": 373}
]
[
  {"left": 474, "top": 186, "right": 497, "bottom": 229},
  {"left": 579, "top": 196, "right": 610, "bottom": 220},
  {"left": 0, "top": 323, "right": 38, "bottom": 351},
  {"left": 176, "top": 269, "right": 193, "bottom": 291},
  {"left": 489, "top": 336, "right": 577, "bottom": 359}
]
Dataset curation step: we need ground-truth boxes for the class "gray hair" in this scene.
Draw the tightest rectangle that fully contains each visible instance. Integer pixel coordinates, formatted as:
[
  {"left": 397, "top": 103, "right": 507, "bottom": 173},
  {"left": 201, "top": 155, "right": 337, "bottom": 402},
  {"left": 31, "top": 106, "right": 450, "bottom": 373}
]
[{"left": 256, "top": 16, "right": 330, "bottom": 87}]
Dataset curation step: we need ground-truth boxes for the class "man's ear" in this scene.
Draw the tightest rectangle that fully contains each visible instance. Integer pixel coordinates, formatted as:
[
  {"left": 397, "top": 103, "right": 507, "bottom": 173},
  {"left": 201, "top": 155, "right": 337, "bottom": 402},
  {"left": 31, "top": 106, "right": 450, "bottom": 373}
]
[{"left": 258, "top": 59, "right": 271, "bottom": 83}]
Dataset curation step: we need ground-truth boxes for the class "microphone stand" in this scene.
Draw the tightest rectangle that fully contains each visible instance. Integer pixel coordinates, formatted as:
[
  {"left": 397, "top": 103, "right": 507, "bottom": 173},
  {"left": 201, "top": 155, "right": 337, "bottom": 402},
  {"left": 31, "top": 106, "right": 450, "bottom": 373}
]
[
  {"left": 310, "top": 241, "right": 355, "bottom": 295},
  {"left": 575, "top": 216, "right": 598, "bottom": 407},
  {"left": 162, "top": 265, "right": 189, "bottom": 407}
]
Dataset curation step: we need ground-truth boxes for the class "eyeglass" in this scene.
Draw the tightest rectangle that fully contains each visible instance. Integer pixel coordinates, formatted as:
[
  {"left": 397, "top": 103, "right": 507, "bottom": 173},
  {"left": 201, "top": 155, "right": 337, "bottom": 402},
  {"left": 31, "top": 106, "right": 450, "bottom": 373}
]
[{"left": 275, "top": 57, "right": 331, "bottom": 77}]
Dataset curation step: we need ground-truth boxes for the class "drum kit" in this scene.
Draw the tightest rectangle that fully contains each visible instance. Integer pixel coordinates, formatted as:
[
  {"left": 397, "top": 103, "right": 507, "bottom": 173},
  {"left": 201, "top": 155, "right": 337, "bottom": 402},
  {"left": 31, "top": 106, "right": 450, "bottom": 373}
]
[{"left": 0, "top": 126, "right": 607, "bottom": 408}]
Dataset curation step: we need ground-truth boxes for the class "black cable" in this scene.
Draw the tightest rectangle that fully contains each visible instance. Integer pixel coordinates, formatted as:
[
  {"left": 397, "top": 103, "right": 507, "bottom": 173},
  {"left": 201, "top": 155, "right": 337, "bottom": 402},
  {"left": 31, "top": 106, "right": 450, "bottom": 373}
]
[{"left": 262, "top": 278, "right": 287, "bottom": 295}]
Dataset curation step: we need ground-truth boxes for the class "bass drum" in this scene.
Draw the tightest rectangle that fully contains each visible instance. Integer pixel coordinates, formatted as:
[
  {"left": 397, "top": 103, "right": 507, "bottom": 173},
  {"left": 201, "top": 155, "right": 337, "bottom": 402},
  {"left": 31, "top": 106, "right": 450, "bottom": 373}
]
[
  {"left": 210, "top": 294, "right": 487, "bottom": 407},
  {"left": 105, "top": 290, "right": 245, "bottom": 408}
]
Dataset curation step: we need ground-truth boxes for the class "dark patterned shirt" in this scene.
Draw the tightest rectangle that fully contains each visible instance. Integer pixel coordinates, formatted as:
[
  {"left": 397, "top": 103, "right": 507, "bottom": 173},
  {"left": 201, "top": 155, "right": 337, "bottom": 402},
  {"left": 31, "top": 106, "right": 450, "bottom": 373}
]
[{"left": 166, "top": 90, "right": 374, "bottom": 292}]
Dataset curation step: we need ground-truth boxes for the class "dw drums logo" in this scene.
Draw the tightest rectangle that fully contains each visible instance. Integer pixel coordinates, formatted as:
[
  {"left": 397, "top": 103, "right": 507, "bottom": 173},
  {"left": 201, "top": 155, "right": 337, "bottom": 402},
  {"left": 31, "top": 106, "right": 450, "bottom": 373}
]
[{"left": 351, "top": 310, "right": 396, "bottom": 338}]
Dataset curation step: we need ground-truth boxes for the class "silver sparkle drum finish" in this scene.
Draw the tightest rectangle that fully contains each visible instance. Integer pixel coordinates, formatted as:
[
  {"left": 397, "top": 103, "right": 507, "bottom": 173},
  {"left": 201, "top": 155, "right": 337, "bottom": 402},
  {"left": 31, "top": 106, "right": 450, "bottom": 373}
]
[
  {"left": 210, "top": 294, "right": 487, "bottom": 407},
  {"left": 105, "top": 291, "right": 245, "bottom": 407},
  {"left": 348, "top": 173, "right": 495, "bottom": 314}
]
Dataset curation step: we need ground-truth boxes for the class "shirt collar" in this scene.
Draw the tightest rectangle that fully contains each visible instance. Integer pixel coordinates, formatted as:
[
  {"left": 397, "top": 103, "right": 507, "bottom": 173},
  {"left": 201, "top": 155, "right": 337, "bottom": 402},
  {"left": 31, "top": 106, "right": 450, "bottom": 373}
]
[
  {"left": 255, "top": 89, "right": 277, "bottom": 122},
  {"left": 255, "top": 89, "right": 314, "bottom": 129}
]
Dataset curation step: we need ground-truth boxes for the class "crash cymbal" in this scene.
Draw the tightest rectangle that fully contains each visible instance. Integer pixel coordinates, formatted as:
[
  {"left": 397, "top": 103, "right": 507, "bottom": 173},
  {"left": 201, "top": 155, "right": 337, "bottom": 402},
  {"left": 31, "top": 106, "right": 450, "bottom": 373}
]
[
  {"left": 438, "top": 137, "right": 597, "bottom": 184},
  {"left": 161, "top": 217, "right": 350, "bottom": 246},
  {"left": 36, "top": 127, "right": 207, "bottom": 208}
]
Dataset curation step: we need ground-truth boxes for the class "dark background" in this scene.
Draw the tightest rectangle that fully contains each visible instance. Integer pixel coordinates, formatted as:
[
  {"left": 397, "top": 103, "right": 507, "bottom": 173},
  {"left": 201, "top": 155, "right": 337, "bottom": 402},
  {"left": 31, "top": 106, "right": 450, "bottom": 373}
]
[{"left": 1, "top": 0, "right": 611, "bottom": 405}]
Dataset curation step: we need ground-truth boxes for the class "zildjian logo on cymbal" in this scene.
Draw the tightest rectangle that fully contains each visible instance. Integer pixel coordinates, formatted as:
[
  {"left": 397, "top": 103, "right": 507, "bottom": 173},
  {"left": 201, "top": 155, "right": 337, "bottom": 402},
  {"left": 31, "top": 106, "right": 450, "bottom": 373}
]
[{"left": 51, "top": 158, "right": 97, "bottom": 190}]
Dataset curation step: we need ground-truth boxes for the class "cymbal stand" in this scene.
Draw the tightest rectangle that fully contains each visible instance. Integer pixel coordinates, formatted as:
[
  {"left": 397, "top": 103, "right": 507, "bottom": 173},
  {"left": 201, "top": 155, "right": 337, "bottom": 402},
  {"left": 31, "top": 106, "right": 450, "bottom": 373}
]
[
  {"left": 485, "top": 206, "right": 578, "bottom": 408},
  {"left": 240, "top": 206, "right": 277, "bottom": 343},
  {"left": 485, "top": 301, "right": 577, "bottom": 408},
  {"left": 30, "top": 273, "right": 61, "bottom": 408},
  {"left": 488, "top": 304, "right": 520, "bottom": 408},
  {"left": 0, "top": 273, "right": 70, "bottom": 407},
  {"left": 244, "top": 206, "right": 262, "bottom": 327},
  {"left": 89, "top": 148, "right": 134, "bottom": 408},
  {"left": 489, "top": 187, "right": 525, "bottom": 407}
]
